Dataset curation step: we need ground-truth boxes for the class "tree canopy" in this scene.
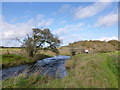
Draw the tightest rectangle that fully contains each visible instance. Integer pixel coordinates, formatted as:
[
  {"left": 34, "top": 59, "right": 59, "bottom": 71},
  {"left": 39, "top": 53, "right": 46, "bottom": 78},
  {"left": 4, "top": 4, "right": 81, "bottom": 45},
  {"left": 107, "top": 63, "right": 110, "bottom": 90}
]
[{"left": 21, "top": 28, "right": 61, "bottom": 59}]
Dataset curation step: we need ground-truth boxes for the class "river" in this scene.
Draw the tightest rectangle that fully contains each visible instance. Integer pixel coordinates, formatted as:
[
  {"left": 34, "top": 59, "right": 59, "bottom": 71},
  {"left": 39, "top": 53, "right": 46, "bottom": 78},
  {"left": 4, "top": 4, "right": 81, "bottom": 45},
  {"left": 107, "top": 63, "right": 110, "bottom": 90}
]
[{"left": 1, "top": 55, "right": 70, "bottom": 80}]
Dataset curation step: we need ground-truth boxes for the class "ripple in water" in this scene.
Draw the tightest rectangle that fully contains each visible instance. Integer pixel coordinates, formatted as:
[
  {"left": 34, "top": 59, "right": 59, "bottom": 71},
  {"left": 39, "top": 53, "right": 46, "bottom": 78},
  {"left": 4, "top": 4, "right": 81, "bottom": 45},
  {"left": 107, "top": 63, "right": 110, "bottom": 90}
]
[{"left": 1, "top": 55, "right": 70, "bottom": 80}]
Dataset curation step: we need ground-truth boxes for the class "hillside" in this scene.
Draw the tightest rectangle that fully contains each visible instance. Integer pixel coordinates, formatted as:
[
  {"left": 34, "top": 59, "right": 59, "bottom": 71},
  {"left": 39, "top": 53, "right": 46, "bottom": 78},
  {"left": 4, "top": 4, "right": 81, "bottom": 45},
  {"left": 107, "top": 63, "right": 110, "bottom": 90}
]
[{"left": 59, "top": 40, "right": 120, "bottom": 55}]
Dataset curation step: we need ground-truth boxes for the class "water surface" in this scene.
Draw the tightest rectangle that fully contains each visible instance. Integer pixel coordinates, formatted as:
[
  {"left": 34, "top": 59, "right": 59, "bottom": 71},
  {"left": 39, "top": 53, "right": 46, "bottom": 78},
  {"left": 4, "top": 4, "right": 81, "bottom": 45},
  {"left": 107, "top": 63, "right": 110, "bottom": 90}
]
[{"left": 1, "top": 55, "right": 70, "bottom": 80}]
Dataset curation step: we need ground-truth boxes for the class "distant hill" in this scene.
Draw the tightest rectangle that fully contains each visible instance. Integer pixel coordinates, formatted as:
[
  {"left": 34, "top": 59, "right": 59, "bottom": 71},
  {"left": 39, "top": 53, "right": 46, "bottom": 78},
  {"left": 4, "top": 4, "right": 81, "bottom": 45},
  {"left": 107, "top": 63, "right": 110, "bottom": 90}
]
[{"left": 60, "top": 40, "right": 120, "bottom": 54}]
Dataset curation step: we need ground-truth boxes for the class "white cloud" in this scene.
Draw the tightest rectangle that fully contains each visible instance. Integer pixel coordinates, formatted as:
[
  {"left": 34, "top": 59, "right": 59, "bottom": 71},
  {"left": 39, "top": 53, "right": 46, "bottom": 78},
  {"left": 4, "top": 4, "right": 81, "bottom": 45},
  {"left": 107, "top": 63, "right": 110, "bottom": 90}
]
[
  {"left": 52, "top": 4, "right": 73, "bottom": 15},
  {"left": 37, "top": 19, "right": 54, "bottom": 28},
  {"left": 95, "top": 13, "right": 118, "bottom": 27},
  {"left": 74, "top": 2, "right": 111, "bottom": 19},
  {"left": 2, "top": 14, "right": 54, "bottom": 41},
  {"left": 61, "top": 34, "right": 83, "bottom": 45},
  {"left": 96, "top": 36, "right": 118, "bottom": 41},
  {"left": 2, "top": 19, "right": 33, "bottom": 40},
  {"left": 53, "top": 23, "right": 84, "bottom": 46},
  {"left": 54, "top": 23, "right": 84, "bottom": 35},
  {"left": 2, "top": 40, "right": 22, "bottom": 47}
]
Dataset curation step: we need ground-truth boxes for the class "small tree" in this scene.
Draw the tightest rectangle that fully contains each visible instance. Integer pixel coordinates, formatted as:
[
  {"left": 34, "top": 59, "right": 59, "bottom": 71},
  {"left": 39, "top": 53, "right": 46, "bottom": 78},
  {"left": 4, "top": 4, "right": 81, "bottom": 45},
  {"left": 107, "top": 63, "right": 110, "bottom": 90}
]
[{"left": 18, "top": 28, "right": 61, "bottom": 59}]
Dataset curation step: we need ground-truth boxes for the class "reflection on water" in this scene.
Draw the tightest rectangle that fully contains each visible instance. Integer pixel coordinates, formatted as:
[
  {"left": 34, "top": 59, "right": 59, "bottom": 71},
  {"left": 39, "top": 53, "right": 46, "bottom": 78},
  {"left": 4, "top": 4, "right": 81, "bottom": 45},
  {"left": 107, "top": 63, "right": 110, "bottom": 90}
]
[{"left": 1, "top": 55, "right": 70, "bottom": 80}]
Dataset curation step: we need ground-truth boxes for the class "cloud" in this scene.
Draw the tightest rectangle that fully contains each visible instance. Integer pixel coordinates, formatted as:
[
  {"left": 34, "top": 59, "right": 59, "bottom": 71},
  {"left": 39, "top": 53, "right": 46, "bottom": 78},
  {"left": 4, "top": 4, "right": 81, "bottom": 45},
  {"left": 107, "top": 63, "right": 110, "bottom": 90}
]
[
  {"left": 37, "top": 19, "right": 54, "bottom": 28},
  {"left": 95, "top": 13, "right": 118, "bottom": 27},
  {"left": 58, "top": 4, "right": 72, "bottom": 13},
  {"left": 2, "top": 14, "right": 54, "bottom": 41},
  {"left": 53, "top": 23, "right": 84, "bottom": 45},
  {"left": 2, "top": 20, "right": 32, "bottom": 40},
  {"left": 61, "top": 34, "right": 83, "bottom": 45},
  {"left": 52, "top": 4, "right": 73, "bottom": 15},
  {"left": 96, "top": 36, "right": 118, "bottom": 41},
  {"left": 54, "top": 23, "right": 84, "bottom": 35},
  {"left": 74, "top": 2, "right": 111, "bottom": 19},
  {"left": 1, "top": 40, "right": 22, "bottom": 47}
]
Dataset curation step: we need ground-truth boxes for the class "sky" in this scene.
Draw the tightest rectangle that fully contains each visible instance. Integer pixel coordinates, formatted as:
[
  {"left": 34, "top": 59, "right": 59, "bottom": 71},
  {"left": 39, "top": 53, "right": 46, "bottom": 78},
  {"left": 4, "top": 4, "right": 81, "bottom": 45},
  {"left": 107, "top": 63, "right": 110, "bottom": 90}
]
[{"left": 1, "top": 1, "right": 118, "bottom": 47}]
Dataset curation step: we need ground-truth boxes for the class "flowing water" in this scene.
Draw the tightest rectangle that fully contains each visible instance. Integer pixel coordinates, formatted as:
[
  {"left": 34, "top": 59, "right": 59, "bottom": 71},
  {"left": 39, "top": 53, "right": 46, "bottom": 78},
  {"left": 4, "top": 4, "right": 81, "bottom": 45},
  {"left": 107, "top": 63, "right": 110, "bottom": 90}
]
[{"left": 1, "top": 55, "right": 70, "bottom": 80}]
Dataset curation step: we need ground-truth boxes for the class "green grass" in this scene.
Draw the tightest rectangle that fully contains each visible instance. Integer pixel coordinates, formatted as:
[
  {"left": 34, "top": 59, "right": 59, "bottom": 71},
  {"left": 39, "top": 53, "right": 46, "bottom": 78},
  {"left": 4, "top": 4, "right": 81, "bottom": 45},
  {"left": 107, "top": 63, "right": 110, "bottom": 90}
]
[
  {"left": 1, "top": 54, "right": 35, "bottom": 69},
  {"left": 0, "top": 48, "right": 53, "bottom": 69},
  {"left": 2, "top": 52, "right": 119, "bottom": 88},
  {"left": 1, "top": 54, "right": 51, "bottom": 69},
  {"left": 65, "top": 52, "right": 118, "bottom": 88}
]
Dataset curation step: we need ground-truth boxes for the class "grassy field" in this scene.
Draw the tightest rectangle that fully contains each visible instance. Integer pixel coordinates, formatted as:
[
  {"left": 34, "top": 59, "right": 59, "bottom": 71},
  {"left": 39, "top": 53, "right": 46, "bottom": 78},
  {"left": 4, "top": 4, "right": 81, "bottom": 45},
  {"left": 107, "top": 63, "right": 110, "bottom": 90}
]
[
  {"left": 0, "top": 48, "right": 54, "bottom": 69},
  {"left": 0, "top": 48, "right": 21, "bottom": 54},
  {"left": 2, "top": 52, "right": 119, "bottom": 88},
  {"left": 1, "top": 54, "right": 51, "bottom": 69},
  {"left": 1, "top": 54, "right": 34, "bottom": 69},
  {"left": 0, "top": 47, "right": 70, "bottom": 55}
]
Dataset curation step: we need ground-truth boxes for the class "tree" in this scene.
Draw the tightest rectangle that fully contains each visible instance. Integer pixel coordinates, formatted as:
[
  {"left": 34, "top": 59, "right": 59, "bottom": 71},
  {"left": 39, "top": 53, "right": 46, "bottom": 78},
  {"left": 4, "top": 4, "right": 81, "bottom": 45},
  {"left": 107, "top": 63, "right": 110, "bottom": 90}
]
[{"left": 18, "top": 28, "right": 61, "bottom": 59}]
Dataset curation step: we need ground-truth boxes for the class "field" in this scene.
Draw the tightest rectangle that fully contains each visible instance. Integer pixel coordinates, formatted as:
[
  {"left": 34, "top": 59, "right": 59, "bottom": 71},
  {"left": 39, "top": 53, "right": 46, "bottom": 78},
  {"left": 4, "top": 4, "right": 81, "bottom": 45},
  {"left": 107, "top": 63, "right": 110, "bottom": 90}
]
[
  {"left": 2, "top": 51, "right": 119, "bottom": 88},
  {"left": 0, "top": 48, "right": 52, "bottom": 69},
  {"left": 0, "top": 47, "right": 69, "bottom": 55},
  {"left": 0, "top": 48, "right": 21, "bottom": 54}
]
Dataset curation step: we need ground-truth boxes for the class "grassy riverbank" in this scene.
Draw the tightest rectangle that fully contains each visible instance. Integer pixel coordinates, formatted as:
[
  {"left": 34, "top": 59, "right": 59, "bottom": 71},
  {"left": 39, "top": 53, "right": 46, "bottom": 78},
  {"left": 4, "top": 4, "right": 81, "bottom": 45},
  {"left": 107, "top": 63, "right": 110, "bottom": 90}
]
[
  {"left": 65, "top": 52, "right": 118, "bottom": 88},
  {"left": 1, "top": 54, "right": 51, "bottom": 69},
  {"left": 2, "top": 52, "right": 119, "bottom": 88}
]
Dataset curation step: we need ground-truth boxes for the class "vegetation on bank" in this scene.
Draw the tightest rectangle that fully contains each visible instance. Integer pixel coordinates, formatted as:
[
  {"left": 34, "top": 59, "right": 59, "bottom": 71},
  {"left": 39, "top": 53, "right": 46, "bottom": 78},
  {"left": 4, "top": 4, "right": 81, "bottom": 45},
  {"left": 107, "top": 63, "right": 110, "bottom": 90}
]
[
  {"left": 1, "top": 54, "right": 51, "bottom": 69},
  {"left": 2, "top": 52, "right": 119, "bottom": 88},
  {"left": 65, "top": 52, "right": 118, "bottom": 88}
]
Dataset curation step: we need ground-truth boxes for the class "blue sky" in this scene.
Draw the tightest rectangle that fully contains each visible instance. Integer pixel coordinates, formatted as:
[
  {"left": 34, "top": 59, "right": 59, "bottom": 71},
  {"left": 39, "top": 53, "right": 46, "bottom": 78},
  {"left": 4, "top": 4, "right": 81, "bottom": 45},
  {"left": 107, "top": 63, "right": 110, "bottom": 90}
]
[{"left": 1, "top": 2, "right": 118, "bottom": 46}]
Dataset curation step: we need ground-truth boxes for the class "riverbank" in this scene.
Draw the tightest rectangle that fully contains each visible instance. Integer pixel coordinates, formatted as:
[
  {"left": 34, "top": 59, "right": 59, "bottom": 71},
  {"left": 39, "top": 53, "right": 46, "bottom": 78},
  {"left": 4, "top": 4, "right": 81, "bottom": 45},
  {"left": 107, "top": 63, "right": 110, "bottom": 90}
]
[
  {"left": 65, "top": 52, "right": 118, "bottom": 88},
  {"left": 2, "top": 52, "right": 119, "bottom": 88},
  {"left": 1, "top": 54, "right": 51, "bottom": 69}
]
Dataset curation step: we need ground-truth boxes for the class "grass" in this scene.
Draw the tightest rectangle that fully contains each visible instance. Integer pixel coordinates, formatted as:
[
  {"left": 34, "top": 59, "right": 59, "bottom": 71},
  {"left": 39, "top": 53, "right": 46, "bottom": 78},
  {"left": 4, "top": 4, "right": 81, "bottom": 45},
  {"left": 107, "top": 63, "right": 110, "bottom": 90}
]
[
  {"left": 0, "top": 47, "right": 70, "bottom": 55},
  {"left": 1, "top": 54, "right": 34, "bottom": 69},
  {"left": 1, "top": 54, "right": 51, "bottom": 69},
  {"left": 2, "top": 52, "right": 119, "bottom": 88},
  {"left": 0, "top": 48, "right": 52, "bottom": 69},
  {"left": 0, "top": 48, "right": 21, "bottom": 54},
  {"left": 65, "top": 52, "right": 119, "bottom": 88}
]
